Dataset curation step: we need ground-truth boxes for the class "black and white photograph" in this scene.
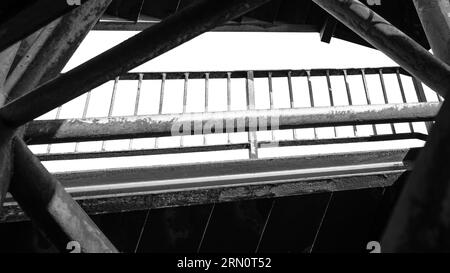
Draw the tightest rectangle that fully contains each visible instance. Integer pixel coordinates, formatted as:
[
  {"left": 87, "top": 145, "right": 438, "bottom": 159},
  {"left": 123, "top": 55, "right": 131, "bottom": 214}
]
[{"left": 0, "top": 0, "right": 449, "bottom": 260}]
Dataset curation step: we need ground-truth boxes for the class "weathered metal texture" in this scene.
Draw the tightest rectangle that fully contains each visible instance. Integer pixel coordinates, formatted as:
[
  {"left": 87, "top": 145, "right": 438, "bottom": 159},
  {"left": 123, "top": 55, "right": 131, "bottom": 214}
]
[
  {"left": 94, "top": 20, "right": 320, "bottom": 32},
  {"left": 413, "top": 0, "right": 450, "bottom": 64},
  {"left": 2, "top": 148, "right": 415, "bottom": 223},
  {"left": 381, "top": 0, "right": 450, "bottom": 252},
  {"left": 2, "top": 20, "right": 62, "bottom": 99},
  {"left": 0, "top": 0, "right": 115, "bottom": 252},
  {"left": 2, "top": 172, "right": 403, "bottom": 224},
  {"left": 0, "top": 0, "right": 271, "bottom": 129},
  {"left": 0, "top": 44, "right": 20, "bottom": 103},
  {"left": 0, "top": 43, "right": 20, "bottom": 212},
  {"left": 24, "top": 102, "right": 440, "bottom": 144},
  {"left": 246, "top": 71, "right": 258, "bottom": 159},
  {"left": 8, "top": 137, "right": 118, "bottom": 252},
  {"left": 0, "top": 0, "right": 81, "bottom": 52},
  {"left": 382, "top": 99, "right": 450, "bottom": 252},
  {"left": 0, "top": 127, "right": 14, "bottom": 213},
  {"left": 311, "top": 0, "right": 450, "bottom": 97},
  {"left": 5, "top": 0, "right": 114, "bottom": 102}
]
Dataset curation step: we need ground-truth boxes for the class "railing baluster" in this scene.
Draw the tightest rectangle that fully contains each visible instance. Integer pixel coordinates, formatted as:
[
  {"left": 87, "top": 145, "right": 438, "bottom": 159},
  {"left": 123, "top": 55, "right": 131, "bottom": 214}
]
[
  {"left": 396, "top": 68, "right": 414, "bottom": 133},
  {"left": 101, "top": 76, "right": 119, "bottom": 151},
  {"left": 287, "top": 71, "right": 297, "bottom": 139},
  {"left": 203, "top": 72, "right": 209, "bottom": 145},
  {"left": 155, "top": 73, "right": 166, "bottom": 149},
  {"left": 306, "top": 70, "right": 318, "bottom": 139},
  {"left": 343, "top": 69, "right": 358, "bottom": 137},
  {"left": 268, "top": 72, "right": 276, "bottom": 142},
  {"left": 378, "top": 69, "right": 396, "bottom": 134},
  {"left": 247, "top": 71, "right": 258, "bottom": 159},
  {"left": 129, "top": 73, "right": 143, "bottom": 150},
  {"left": 227, "top": 72, "right": 232, "bottom": 144},
  {"left": 326, "top": 70, "right": 338, "bottom": 137},
  {"left": 180, "top": 72, "right": 189, "bottom": 147},
  {"left": 74, "top": 91, "right": 91, "bottom": 152},
  {"left": 361, "top": 69, "right": 378, "bottom": 135}
]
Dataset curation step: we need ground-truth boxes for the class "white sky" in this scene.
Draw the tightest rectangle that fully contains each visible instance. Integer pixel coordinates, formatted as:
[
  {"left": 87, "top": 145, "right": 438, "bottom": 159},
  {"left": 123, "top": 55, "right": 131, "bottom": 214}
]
[{"left": 31, "top": 31, "right": 437, "bottom": 173}]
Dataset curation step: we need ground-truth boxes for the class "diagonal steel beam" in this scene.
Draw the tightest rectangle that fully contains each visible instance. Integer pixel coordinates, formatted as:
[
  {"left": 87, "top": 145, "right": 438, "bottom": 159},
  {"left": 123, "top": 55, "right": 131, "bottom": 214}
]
[
  {"left": 0, "top": 0, "right": 84, "bottom": 53},
  {"left": 381, "top": 0, "right": 450, "bottom": 252},
  {"left": 0, "top": 0, "right": 271, "bottom": 129},
  {"left": 0, "top": 0, "right": 116, "bottom": 252},
  {"left": 0, "top": 44, "right": 20, "bottom": 212},
  {"left": 9, "top": 136, "right": 117, "bottom": 252},
  {"left": 311, "top": 0, "right": 450, "bottom": 98},
  {"left": 4, "top": 0, "right": 113, "bottom": 105},
  {"left": 413, "top": 0, "right": 450, "bottom": 64}
]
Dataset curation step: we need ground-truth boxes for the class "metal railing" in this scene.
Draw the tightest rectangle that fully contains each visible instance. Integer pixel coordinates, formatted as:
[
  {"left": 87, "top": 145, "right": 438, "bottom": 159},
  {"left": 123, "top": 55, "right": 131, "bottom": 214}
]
[{"left": 29, "top": 66, "right": 440, "bottom": 162}]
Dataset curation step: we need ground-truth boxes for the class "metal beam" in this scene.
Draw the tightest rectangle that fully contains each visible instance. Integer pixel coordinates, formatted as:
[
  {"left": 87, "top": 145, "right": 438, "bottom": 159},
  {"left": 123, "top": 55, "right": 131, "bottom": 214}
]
[
  {"left": 413, "top": 0, "right": 450, "bottom": 64},
  {"left": 24, "top": 102, "right": 439, "bottom": 144},
  {"left": 311, "top": 0, "right": 450, "bottom": 97},
  {"left": 8, "top": 137, "right": 118, "bottom": 252},
  {"left": 0, "top": 44, "right": 20, "bottom": 105},
  {"left": 5, "top": 0, "right": 113, "bottom": 102},
  {"left": 0, "top": 0, "right": 82, "bottom": 52},
  {"left": 118, "top": 67, "right": 411, "bottom": 80},
  {"left": 35, "top": 133, "right": 426, "bottom": 162},
  {"left": 94, "top": 20, "right": 320, "bottom": 32},
  {"left": 320, "top": 17, "right": 337, "bottom": 43},
  {"left": 0, "top": 44, "right": 19, "bottom": 211},
  {"left": 2, "top": 148, "right": 415, "bottom": 223},
  {"left": 1, "top": 0, "right": 115, "bottom": 252},
  {"left": 0, "top": 0, "right": 271, "bottom": 129},
  {"left": 381, "top": 0, "right": 450, "bottom": 252}
]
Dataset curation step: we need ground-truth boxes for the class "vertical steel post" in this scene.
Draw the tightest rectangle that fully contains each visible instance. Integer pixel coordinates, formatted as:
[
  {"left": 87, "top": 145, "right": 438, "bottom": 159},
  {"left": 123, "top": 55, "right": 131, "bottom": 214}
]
[{"left": 246, "top": 71, "right": 258, "bottom": 159}]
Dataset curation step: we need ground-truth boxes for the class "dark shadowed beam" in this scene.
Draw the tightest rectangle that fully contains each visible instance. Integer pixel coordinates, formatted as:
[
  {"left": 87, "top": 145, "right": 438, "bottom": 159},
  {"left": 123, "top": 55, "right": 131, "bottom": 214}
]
[
  {"left": 320, "top": 16, "right": 337, "bottom": 43},
  {"left": 381, "top": 0, "right": 450, "bottom": 252},
  {"left": 0, "top": 44, "right": 20, "bottom": 104},
  {"left": 1, "top": 0, "right": 116, "bottom": 252},
  {"left": 0, "top": 0, "right": 84, "bottom": 52},
  {"left": 4, "top": 0, "right": 114, "bottom": 104},
  {"left": 94, "top": 20, "right": 320, "bottom": 32},
  {"left": 0, "top": 0, "right": 271, "bottom": 129},
  {"left": 0, "top": 44, "right": 20, "bottom": 212},
  {"left": 413, "top": 0, "right": 450, "bottom": 64},
  {"left": 311, "top": 0, "right": 450, "bottom": 97},
  {"left": 8, "top": 137, "right": 117, "bottom": 252},
  {"left": 382, "top": 99, "right": 450, "bottom": 252}
]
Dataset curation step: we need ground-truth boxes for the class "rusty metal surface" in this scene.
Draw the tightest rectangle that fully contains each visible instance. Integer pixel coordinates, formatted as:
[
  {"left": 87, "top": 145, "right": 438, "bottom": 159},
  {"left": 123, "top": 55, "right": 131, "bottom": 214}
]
[
  {"left": 312, "top": 0, "right": 450, "bottom": 97},
  {"left": 413, "top": 0, "right": 450, "bottom": 64},
  {"left": 0, "top": 0, "right": 116, "bottom": 252},
  {"left": 1, "top": 150, "right": 408, "bottom": 222},
  {"left": 8, "top": 137, "right": 118, "bottom": 252},
  {"left": 0, "top": 0, "right": 81, "bottom": 52},
  {"left": 381, "top": 0, "right": 450, "bottom": 252},
  {"left": 0, "top": 0, "right": 271, "bottom": 129},
  {"left": 1, "top": 148, "right": 415, "bottom": 223},
  {"left": 24, "top": 102, "right": 439, "bottom": 144},
  {"left": 5, "top": 0, "right": 113, "bottom": 102}
]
